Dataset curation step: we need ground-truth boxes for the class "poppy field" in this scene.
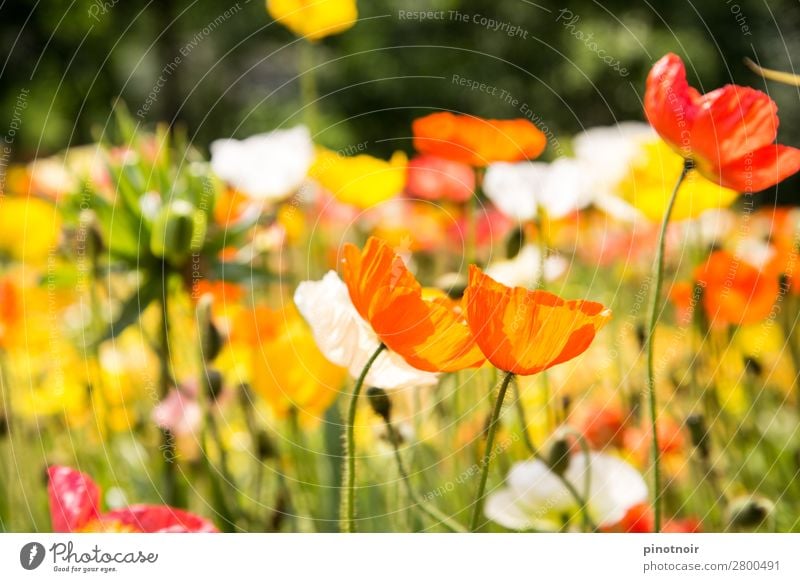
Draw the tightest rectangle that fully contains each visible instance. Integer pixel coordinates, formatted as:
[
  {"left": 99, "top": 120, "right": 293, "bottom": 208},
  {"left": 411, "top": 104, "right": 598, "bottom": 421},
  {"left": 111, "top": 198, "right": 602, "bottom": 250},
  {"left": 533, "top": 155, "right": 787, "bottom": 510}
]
[{"left": 3, "top": 1, "right": 800, "bottom": 535}]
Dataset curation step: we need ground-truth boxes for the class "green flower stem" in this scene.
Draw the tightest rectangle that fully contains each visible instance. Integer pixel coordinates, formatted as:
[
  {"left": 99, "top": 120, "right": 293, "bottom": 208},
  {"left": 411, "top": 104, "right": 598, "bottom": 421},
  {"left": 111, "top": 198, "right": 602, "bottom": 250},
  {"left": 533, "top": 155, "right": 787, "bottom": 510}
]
[
  {"left": 158, "top": 283, "right": 180, "bottom": 507},
  {"left": 511, "top": 381, "right": 596, "bottom": 531},
  {"left": 384, "top": 420, "right": 467, "bottom": 533},
  {"left": 341, "top": 343, "right": 386, "bottom": 533},
  {"left": 645, "top": 160, "right": 692, "bottom": 532},
  {"left": 469, "top": 370, "right": 514, "bottom": 531}
]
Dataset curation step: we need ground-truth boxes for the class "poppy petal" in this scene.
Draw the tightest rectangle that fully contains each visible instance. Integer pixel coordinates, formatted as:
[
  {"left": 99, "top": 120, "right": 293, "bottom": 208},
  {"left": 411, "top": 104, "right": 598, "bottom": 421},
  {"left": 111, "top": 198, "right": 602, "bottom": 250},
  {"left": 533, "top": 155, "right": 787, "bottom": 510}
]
[
  {"left": 465, "top": 266, "right": 610, "bottom": 375},
  {"left": 47, "top": 466, "right": 102, "bottom": 533},
  {"left": 644, "top": 53, "right": 701, "bottom": 155},
  {"left": 716, "top": 143, "right": 800, "bottom": 192},
  {"left": 103, "top": 505, "right": 218, "bottom": 533},
  {"left": 342, "top": 238, "right": 484, "bottom": 372},
  {"left": 691, "top": 85, "right": 778, "bottom": 166}
]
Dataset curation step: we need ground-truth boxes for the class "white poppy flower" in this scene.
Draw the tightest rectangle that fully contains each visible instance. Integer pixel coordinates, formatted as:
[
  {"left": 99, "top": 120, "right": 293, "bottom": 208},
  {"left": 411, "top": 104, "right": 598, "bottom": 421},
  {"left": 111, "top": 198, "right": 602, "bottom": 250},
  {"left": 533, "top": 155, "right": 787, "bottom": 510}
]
[
  {"left": 483, "top": 158, "right": 595, "bottom": 222},
  {"left": 735, "top": 237, "right": 776, "bottom": 270},
  {"left": 573, "top": 122, "right": 656, "bottom": 222},
  {"left": 485, "top": 452, "right": 648, "bottom": 531},
  {"left": 677, "top": 208, "right": 737, "bottom": 249},
  {"left": 484, "top": 244, "right": 567, "bottom": 289},
  {"left": 210, "top": 126, "right": 314, "bottom": 202},
  {"left": 483, "top": 162, "right": 547, "bottom": 222},
  {"left": 294, "top": 271, "right": 439, "bottom": 390}
]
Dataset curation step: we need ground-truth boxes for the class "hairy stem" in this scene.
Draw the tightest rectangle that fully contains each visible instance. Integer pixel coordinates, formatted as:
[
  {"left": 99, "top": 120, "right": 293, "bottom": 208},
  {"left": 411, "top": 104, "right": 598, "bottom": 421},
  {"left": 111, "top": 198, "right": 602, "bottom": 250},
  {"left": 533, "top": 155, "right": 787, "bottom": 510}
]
[
  {"left": 340, "top": 343, "right": 386, "bottom": 532},
  {"left": 645, "top": 160, "right": 692, "bottom": 532},
  {"left": 469, "top": 371, "right": 514, "bottom": 531}
]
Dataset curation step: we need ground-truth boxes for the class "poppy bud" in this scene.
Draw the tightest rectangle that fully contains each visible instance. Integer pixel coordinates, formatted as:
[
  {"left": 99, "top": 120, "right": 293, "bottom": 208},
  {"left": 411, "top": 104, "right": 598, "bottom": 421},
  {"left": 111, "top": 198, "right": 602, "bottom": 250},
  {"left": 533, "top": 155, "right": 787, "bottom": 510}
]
[
  {"left": 197, "top": 295, "right": 222, "bottom": 362},
  {"left": 435, "top": 272, "right": 467, "bottom": 300},
  {"left": 726, "top": 496, "right": 774, "bottom": 530},
  {"left": 743, "top": 355, "right": 763, "bottom": 378},
  {"left": 634, "top": 322, "right": 646, "bottom": 350},
  {"left": 505, "top": 226, "right": 525, "bottom": 259},
  {"left": 686, "top": 413, "right": 709, "bottom": 458},
  {"left": 547, "top": 438, "right": 571, "bottom": 476},
  {"left": 256, "top": 430, "right": 277, "bottom": 460},
  {"left": 205, "top": 368, "right": 224, "bottom": 402},
  {"left": 150, "top": 200, "right": 207, "bottom": 267},
  {"left": 366, "top": 387, "right": 392, "bottom": 422}
]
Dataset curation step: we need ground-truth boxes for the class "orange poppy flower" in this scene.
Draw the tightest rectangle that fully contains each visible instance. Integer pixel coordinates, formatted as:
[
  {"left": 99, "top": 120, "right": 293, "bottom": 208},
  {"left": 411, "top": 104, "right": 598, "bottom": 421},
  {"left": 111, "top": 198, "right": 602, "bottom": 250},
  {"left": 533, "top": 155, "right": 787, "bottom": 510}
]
[
  {"left": 412, "top": 112, "right": 547, "bottom": 167},
  {"left": 692, "top": 250, "right": 779, "bottom": 327},
  {"left": 0, "top": 277, "right": 21, "bottom": 348},
  {"left": 341, "top": 237, "right": 484, "bottom": 372},
  {"left": 762, "top": 208, "right": 800, "bottom": 294},
  {"left": 645, "top": 53, "right": 800, "bottom": 192},
  {"left": 464, "top": 266, "right": 610, "bottom": 375}
]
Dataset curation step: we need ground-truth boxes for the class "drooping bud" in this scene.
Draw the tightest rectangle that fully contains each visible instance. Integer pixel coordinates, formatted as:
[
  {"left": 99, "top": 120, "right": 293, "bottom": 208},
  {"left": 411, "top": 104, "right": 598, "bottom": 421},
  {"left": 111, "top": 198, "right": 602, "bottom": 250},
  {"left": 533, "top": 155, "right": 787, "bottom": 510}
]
[
  {"left": 256, "top": 430, "right": 277, "bottom": 460},
  {"left": 726, "top": 496, "right": 774, "bottom": 530},
  {"left": 547, "top": 438, "right": 571, "bottom": 476},
  {"left": 743, "top": 355, "right": 763, "bottom": 378},
  {"left": 197, "top": 294, "right": 222, "bottom": 362},
  {"left": 204, "top": 368, "right": 224, "bottom": 402},
  {"left": 686, "top": 413, "right": 709, "bottom": 458},
  {"left": 505, "top": 225, "right": 525, "bottom": 259},
  {"left": 634, "top": 322, "right": 646, "bottom": 350},
  {"left": 366, "top": 387, "right": 392, "bottom": 422}
]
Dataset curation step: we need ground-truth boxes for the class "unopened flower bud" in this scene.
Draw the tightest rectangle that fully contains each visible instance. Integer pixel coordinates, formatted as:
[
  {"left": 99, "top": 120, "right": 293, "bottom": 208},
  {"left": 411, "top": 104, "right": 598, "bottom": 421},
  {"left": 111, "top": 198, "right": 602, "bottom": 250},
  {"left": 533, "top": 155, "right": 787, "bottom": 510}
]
[
  {"left": 743, "top": 355, "right": 763, "bottom": 378},
  {"left": 197, "top": 295, "right": 222, "bottom": 362},
  {"left": 150, "top": 200, "right": 207, "bottom": 267},
  {"left": 686, "top": 413, "right": 709, "bottom": 457},
  {"left": 256, "top": 430, "right": 277, "bottom": 460},
  {"left": 547, "top": 438, "right": 571, "bottom": 476},
  {"left": 727, "top": 496, "right": 774, "bottom": 530},
  {"left": 205, "top": 368, "right": 224, "bottom": 402},
  {"left": 634, "top": 322, "right": 646, "bottom": 350},
  {"left": 366, "top": 387, "right": 392, "bottom": 422},
  {"left": 505, "top": 226, "right": 525, "bottom": 259}
]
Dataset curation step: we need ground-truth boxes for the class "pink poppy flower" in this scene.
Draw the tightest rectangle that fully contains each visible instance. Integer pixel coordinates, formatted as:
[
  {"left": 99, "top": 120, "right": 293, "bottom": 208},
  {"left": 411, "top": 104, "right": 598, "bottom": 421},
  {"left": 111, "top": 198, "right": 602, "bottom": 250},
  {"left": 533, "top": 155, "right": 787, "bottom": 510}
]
[
  {"left": 405, "top": 154, "right": 475, "bottom": 203},
  {"left": 48, "top": 466, "right": 217, "bottom": 532}
]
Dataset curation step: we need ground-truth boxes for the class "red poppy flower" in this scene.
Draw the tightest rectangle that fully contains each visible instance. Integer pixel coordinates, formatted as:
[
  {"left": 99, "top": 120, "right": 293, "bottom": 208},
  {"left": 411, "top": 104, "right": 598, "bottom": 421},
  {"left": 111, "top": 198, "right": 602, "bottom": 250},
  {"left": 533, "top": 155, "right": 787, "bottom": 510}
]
[
  {"left": 692, "top": 250, "right": 779, "bottom": 327},
  {"left": 48, "top": 466, "right": 217, "bottom": 532},
  {"left": 623, "top": 419, "right": 687, "bottom": 467},
  {"left": 463, "top": 266, "right": 610, "bottom": 375},
  {"left": 573, "top": 404, "right": 629, "bottom": 450},
  {"left": 412, "top": 112, "right": 547, "bottom": 167},
  {"left": 645, "top": 53, "right": 800, "bottom": 192},
  {"left": 341, "top": 237, "right": 485, "bottom": 373},
  {"left": 405, "top": 154, "right": 475, "bottom": 203},
  {"left": 606, "top": 502, "right": 701, "bottom": 533}
]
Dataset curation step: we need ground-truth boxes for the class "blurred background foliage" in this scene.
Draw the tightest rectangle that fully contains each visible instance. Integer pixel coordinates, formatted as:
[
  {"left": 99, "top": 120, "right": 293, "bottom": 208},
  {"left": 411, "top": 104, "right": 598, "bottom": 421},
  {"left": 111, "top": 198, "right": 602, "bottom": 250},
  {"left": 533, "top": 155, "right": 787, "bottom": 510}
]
[{"left": 2, "top": 0, "right": 800, "bottom": 195}]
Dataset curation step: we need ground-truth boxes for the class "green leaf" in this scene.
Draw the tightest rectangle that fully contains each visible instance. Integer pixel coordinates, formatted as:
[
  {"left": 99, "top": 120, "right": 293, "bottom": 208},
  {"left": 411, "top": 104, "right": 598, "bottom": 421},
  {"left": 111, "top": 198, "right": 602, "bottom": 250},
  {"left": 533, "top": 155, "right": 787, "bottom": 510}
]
[{"left": 96, "top": 278, "right": 161, "bottom": 344}]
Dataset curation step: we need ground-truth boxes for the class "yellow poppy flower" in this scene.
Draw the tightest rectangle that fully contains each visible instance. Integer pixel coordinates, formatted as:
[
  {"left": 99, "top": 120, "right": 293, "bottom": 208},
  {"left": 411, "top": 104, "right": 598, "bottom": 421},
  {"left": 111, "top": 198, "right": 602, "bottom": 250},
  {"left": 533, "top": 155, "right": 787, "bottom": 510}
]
[
  {"left": 267, "top": 0, "right": 357, "bottom": 41},
  {"left": 618, "top": 139, "right": 738, "bottom": 221},
  {"left": 311, "top": 148, "right": 407, "bottom": 209},
  {"left": 0, "top": 196, "right": 61, "bottom": 263},
  {"left": 242, "top": 306, "right": 345, "bottom": 425},
  {"left": 277, "top": 203, "right": 306, "bottom": 244}
]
